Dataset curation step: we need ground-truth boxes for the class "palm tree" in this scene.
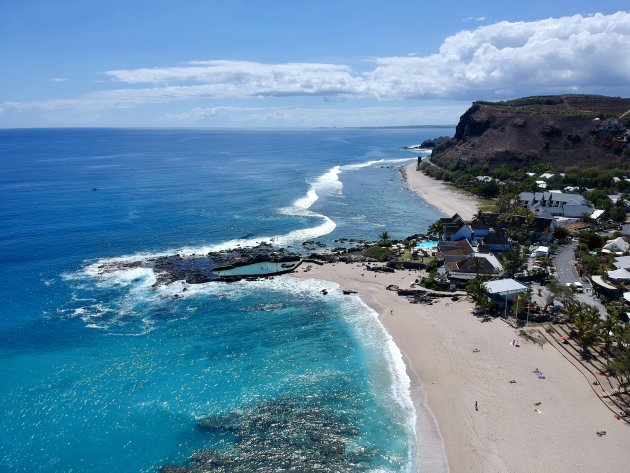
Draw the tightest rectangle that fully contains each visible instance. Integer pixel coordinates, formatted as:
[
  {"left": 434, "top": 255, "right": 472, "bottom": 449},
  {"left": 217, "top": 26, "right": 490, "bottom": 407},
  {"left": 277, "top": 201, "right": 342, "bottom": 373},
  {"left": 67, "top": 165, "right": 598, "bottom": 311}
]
[
  {"left": 599, "top": 311, "right": 621, "bottom": 354},
  {"left": 427, "top": 220, "right": 444, "bottom": 240},
  {"left": 573, "top": 303, "right": 601, "bottom": 357},
  {"left": 378, "top": 231, "right": 391, "bottom": 246},
  {"left": 474, "top": 208, "right": 485, "bottom": 223},
  {"left": 466, "top": 277, "right": 489, "bottom": 302}
]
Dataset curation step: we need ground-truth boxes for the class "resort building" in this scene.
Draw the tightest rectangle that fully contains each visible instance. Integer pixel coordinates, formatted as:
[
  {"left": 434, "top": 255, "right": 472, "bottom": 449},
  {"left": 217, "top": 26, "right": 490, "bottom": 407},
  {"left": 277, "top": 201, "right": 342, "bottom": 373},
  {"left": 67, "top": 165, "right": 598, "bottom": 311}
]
[{"left": 519, "top": 191, "right": 594, "bottom": 218}]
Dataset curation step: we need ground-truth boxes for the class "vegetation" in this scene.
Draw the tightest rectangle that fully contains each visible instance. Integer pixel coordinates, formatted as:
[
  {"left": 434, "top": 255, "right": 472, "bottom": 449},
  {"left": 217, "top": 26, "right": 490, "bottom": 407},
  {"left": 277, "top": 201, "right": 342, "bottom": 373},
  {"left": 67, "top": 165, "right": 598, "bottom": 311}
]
[
  {"left": 426, "top": 220, "right": 444, "bottom": 239},
  {"left": 572, "top": 303, "right": 601, "bottom": 356},
  {"left": 363, "top": 245, "right": 392, "bottom": 262},
  {"left": 502, "top": 245, "right": 527, "bottom": 276},
  {"left": 378, "top": 231, "right": 392, "bottom": 247}
]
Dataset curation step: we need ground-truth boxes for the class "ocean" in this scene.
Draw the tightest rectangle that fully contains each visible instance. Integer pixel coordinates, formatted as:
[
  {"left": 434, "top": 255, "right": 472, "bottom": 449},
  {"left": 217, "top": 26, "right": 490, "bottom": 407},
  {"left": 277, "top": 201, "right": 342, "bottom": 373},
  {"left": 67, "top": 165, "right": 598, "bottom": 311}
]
[{"left": 0, "top": 128, "right": 448, "bottom": 472}]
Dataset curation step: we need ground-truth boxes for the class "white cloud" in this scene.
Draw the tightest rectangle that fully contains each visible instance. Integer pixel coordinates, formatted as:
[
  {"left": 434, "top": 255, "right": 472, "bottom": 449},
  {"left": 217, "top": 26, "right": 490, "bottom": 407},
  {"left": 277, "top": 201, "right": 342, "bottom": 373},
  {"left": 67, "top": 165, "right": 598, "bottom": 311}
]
[
  {"left": 50, "top": 77, "right": 69, "bottom": 82},
  {"left": 463, "top": 16, "right": 487, "bottom": 22},
  {"left": 5, "top": 11, "right": 630, "bottom": 119},
  {"left": 104, "top": 11, "right": 630, "bottom": 101}
]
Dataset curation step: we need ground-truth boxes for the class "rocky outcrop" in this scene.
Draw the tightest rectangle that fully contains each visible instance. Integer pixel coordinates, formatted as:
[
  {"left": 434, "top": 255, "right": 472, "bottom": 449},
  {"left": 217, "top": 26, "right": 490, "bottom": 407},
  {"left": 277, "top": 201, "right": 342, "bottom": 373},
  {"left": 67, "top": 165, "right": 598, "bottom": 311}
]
[
  {"left": 91, "top": 244, "right": 302, "bottom": 286},
  {"left": 431, "top": 94, "right": 630, "bottom": 170}
]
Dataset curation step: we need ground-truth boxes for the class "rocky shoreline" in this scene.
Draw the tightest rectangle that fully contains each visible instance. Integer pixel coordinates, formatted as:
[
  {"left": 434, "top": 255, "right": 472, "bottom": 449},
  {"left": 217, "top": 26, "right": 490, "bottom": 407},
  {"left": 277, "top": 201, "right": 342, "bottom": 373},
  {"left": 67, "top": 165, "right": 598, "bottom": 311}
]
[{"left": 90, "top": 241, "right": 382, "bottom": 287}]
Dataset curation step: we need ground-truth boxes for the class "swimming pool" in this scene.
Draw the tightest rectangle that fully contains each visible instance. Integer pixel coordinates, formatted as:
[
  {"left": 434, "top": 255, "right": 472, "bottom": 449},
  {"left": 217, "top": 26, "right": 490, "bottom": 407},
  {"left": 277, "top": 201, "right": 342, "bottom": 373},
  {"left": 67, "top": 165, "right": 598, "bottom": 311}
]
[{"left": 416, "top": 241, "right": 439, "bottom": 250}]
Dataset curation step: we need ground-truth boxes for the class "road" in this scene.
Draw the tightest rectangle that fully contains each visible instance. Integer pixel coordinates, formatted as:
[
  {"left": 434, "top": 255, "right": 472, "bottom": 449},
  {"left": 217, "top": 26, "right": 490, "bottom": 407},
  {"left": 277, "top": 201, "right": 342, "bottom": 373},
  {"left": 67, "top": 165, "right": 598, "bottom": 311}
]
[{"left": 553, "top": 242, "right": 608, "bottom": 316}]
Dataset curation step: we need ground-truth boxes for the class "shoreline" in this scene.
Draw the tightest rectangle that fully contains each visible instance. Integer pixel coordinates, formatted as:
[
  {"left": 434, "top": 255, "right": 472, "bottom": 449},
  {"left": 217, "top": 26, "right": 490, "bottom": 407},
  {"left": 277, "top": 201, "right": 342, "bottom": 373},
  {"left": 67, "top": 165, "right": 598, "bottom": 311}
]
[
  {"left": 402, "top": 162, "right": 479, "bottom": 220},
  {"left": 291, "top": 262, "right": 629, "bottom": 473}
]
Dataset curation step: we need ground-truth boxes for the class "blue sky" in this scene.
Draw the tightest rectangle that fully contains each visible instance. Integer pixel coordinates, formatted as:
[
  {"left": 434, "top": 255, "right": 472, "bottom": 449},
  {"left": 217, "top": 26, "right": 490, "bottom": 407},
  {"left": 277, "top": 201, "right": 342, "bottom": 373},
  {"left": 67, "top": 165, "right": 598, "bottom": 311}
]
[{"left": 1, "top": 1, "right": 630, "bottom": 128}]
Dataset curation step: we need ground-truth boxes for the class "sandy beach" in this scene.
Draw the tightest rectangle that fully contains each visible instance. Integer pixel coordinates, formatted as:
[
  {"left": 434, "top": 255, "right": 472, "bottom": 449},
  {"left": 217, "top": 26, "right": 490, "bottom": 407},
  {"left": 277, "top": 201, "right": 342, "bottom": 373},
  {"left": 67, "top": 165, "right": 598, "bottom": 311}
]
[
  {"left": 403, "top": 162, "right": 479, "bottom": 220},
  {"left": 292, "top": 262, "right": 629, "bottom": 473}
]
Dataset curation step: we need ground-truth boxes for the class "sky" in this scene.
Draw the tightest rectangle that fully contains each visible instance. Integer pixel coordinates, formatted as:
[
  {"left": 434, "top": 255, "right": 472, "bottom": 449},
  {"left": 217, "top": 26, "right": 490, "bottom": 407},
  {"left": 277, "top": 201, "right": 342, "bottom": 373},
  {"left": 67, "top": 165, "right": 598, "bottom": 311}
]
[{"left": 1, "top": 0, "right": 630, "bottom": 128}]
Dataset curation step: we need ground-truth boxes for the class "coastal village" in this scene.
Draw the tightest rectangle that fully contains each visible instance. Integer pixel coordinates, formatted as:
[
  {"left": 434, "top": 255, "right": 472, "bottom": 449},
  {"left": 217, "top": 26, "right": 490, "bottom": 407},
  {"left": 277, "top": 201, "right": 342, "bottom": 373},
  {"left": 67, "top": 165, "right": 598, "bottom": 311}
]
[{"left": 294, "top": 97, "right": 630, "bottom": 472}]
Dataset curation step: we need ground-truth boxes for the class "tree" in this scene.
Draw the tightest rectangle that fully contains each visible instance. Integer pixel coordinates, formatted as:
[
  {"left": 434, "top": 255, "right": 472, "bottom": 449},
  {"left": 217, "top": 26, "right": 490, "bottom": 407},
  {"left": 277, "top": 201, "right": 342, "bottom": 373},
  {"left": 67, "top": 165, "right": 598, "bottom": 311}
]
[
  {"left": 573, "top": 303, "right": 601, "bottom": 357},
  {"left": 466, "top": 277, "right": 487, "bottom": 301},
  {"left": 599, "top": 312, "right": 621, "bottom": 354},
  {"left": 378, "top": 231, "right": 391, "bottom": 246},
  {"left": 578, "top": 231, "right": 605, "bottom": 251},
  {"left": 427, "top": 220, "right": 444, "bottom": 240},
  {"left": 609, "top": 326, "right": 630, "bottom": 386},
  {"left": 502, "top": 245, "right": 526, "bottom": 276},
  {"left": 543, "top": 278, "right": 574, "bottom": 313},
  {"left": 553, "top": 226, "right": 570, "bottom": 242},
  {"left": 610, "top": 354, "right": 630, "bottom": 387},
  {"left": 474, "top": 208, "right": 485, "bottom": 223}
]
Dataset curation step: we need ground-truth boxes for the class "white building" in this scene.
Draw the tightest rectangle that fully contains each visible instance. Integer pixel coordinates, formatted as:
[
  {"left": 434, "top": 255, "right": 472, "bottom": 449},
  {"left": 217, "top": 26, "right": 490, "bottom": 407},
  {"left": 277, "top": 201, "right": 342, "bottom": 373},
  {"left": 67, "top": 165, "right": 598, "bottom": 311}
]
[{"left": 519, "top": 191, "right": 594, "bottom": 218}]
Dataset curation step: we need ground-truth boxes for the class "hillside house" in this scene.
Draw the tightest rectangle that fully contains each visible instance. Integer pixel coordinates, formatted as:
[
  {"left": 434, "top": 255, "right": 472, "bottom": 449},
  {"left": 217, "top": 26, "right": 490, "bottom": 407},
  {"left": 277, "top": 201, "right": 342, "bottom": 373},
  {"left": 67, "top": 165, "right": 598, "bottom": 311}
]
[{"left": 603, "top": 236, "right": 630, "bottom": 254}]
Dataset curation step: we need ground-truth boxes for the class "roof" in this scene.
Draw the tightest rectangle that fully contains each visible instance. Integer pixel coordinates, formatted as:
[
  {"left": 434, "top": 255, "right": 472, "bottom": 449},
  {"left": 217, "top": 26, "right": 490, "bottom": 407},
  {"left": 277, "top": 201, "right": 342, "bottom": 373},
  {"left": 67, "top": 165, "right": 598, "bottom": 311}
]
[
  {"left": 604, "top": 236, "right": 629, "bottom": 252},
  {"left": 482, "top": 231, "right": 510, "bottom": 245},
  {"left": 483, "top": 279, "right": 528, "bottom": 296},
  {"left": 439, "top": 213, "right": 463, "bottom": 224},
  {"left": 564, "top": 222, "right": 592, "bottom": 233},
  {"left": 614, "top": 255, "right": 630, "bottom": 269},
  {"left": 470, "top": 219, "right": 491, "bottom": 231},
  {"left": 592, "top": 275, "right": 618, "bottom": 290},
  {"left": 437, "top": 239, "right": 474, "bottom": 255},
  {"left": 519, "top": 191, "right": 587, "bottom": 206},
  {"left": 590, "top": 209, "right": 606, "bottom": 220},
  {"left": 623, "top": 292, "right": 630, "bottom": 304},
  {"left": 535, "top": 246, "right": 549, "bottom": 253},
  {"left": 472, "top": 253, "right": 503, "bottom": 271},
  {"left": 607, "top": 268, "right": 630, "bottom": 281}
]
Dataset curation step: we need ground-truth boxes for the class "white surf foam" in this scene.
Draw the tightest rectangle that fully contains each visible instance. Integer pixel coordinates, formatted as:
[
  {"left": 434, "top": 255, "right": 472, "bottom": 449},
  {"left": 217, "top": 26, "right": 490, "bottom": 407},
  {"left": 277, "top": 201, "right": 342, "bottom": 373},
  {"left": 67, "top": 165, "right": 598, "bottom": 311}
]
[
  {"left": 258, "top": 275, "right": 420, "bottom": 473},
  {"left": 76, "top": 157, "right": 415, "bottom": 286}
]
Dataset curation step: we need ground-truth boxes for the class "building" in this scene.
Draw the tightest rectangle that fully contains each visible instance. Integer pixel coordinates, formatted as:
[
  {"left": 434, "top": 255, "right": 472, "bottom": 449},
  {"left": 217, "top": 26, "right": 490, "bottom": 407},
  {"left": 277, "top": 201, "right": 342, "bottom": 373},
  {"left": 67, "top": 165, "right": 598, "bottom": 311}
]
[
  {"left": 483, "top": 278, "right": 529, "bottom": 312},
  {"left": 519, "top": 192, "right": 593, "bottom": 218},
  {"left": 603, "top": 236, "right": 630, "bottom": 254},
  {"left": 445, "top": 253, "right": 504, "bottom": 281}
]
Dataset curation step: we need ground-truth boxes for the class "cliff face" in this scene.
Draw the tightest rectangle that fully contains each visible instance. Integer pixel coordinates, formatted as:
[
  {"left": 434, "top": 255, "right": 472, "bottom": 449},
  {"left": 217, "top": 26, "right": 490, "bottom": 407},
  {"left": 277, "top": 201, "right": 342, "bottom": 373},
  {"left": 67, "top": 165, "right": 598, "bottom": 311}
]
[{"left": 432, "top": 95, "right": 630, "bottom": 171}]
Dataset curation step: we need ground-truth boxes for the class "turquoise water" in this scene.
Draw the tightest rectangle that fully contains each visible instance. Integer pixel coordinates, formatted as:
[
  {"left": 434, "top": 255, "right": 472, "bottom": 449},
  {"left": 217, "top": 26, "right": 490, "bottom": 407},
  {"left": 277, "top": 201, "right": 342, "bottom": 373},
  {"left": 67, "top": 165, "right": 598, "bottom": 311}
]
[
  {"left": 213, "top": 261, "right": 301, "bottom": 277},
  {"left": 0, "top": 128, "right": 447, "bottom": 472},
  {"left": 416, "top": 241, "right": 439, "bottom": 249}
]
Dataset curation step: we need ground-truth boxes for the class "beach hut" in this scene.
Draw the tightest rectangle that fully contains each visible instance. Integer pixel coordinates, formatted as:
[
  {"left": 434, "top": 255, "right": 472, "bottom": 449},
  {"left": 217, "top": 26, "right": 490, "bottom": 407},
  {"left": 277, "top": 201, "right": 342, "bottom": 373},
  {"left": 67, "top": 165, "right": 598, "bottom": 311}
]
[{"left": 483, "top": 278, "right": 529, "bottom": 318}]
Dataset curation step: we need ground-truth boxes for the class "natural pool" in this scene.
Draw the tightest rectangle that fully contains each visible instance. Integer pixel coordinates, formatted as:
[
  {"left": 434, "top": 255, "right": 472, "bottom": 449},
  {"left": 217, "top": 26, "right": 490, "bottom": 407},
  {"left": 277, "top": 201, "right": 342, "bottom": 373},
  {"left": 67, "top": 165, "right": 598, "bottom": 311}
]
[{"left": 213, "top": 261, "right": 302, "bottom": 277}]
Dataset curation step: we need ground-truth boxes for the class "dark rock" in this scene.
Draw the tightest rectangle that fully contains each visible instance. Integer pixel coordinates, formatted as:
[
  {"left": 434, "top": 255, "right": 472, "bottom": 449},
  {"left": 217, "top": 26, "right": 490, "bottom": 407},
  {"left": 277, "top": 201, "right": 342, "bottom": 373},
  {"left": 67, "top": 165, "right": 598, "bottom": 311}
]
[
  {"left": 541, "top": 125, "right": 562, "bottom": 137},
  {"left": 566, "top": 133, "right": 582, "bottom": 144}
]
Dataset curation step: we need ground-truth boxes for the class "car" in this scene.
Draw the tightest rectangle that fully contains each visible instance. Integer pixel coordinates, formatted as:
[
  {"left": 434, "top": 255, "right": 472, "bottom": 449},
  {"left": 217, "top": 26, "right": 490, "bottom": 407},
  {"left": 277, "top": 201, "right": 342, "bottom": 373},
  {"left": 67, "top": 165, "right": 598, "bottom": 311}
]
[{"left": 565, "top": 282, "right": 584, "bottom": 293}]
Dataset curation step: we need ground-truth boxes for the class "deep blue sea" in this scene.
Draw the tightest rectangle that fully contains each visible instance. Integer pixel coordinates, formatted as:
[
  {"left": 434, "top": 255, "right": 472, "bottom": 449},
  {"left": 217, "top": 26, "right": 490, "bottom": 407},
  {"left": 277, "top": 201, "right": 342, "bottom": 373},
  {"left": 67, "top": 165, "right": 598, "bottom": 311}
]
[{"left": 0, "top": 128, "right": 448, "bottom": 472}]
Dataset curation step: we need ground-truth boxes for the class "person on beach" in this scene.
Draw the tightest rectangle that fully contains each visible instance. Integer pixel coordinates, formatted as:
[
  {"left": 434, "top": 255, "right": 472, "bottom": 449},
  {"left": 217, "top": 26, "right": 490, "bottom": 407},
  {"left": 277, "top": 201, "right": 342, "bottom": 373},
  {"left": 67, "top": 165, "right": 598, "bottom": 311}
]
[{"left": 475, "top": 401, "right": 478, "bottom": 411}]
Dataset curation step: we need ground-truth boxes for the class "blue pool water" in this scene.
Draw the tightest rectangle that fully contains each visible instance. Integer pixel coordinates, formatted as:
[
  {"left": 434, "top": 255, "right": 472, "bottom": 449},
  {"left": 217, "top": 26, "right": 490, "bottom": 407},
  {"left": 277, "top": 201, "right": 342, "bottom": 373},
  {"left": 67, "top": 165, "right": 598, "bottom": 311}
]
[
  {"left": 416, "top": 241, "right": 439, "bottom": 249},
  {"left": 0, "top": 128, "right": 447, "bottom": 472}
]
